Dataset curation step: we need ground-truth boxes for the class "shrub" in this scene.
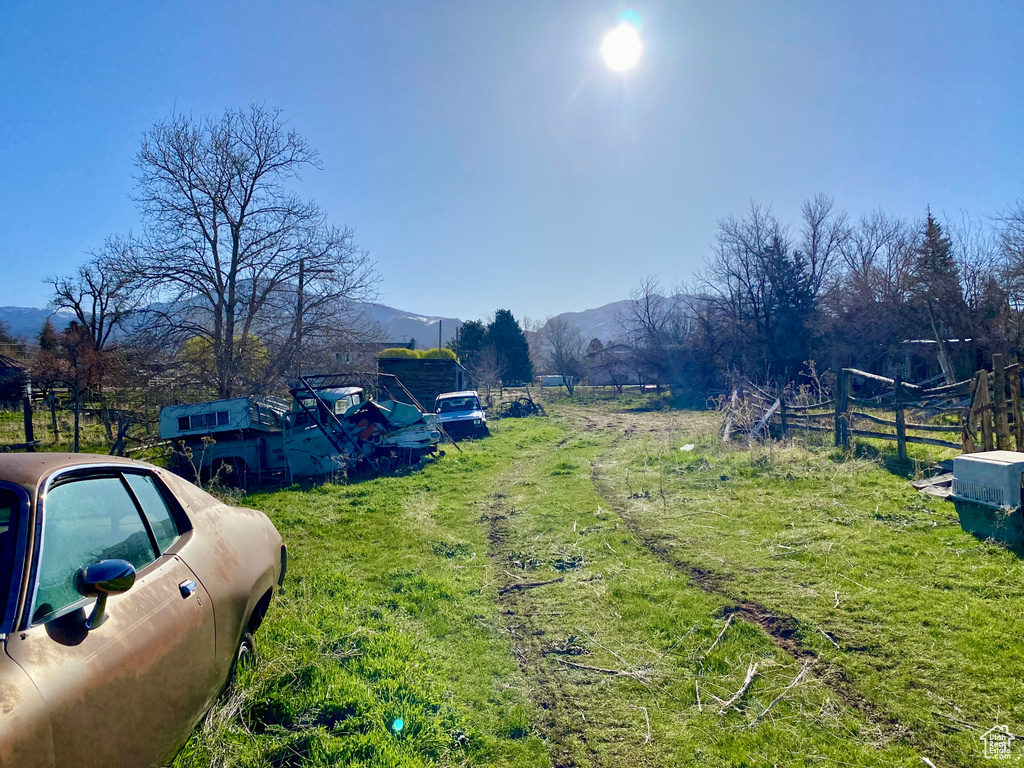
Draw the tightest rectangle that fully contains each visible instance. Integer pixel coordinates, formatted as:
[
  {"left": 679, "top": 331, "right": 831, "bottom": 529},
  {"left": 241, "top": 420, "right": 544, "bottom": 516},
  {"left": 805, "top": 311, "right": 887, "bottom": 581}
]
[
  {"left": 376, "top": 347, "right": 458, "bottom": 360},
  {"left": 420, "top": 348, "right": 456, "bottom": 360},
  {"left": 377, "top": 348, "right": 419, "bottom": 359}
]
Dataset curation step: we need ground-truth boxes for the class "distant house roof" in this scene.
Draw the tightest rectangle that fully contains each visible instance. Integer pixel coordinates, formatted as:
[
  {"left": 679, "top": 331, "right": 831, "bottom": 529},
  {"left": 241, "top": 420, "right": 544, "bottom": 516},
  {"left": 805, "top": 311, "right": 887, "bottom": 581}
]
[
  {"left": 898, "top": 338, "right": 973, "bottom": 346},
  {"left": 357, "top": 340, "right": 416, "bottom": 351},
  {"left": 0, "top": 353, "right": 27, "bottom": 371},
  {"left": 585, "top": 343, "right": 632, "bottom": 358}
]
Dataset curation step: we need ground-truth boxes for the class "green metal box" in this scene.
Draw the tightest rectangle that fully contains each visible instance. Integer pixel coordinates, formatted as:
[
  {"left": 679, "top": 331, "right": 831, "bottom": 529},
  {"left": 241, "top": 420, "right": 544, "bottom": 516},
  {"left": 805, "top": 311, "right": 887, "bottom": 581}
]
[{"left": 949, "top": 496, "right": 1024, "bottom": 547}]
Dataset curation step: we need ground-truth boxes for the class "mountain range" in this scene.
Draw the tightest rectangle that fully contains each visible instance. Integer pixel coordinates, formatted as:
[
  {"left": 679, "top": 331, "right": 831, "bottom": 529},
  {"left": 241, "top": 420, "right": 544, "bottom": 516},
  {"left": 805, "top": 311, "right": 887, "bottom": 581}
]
[{"left": 0, "top": 299, "right": 631, "bottom": 348}]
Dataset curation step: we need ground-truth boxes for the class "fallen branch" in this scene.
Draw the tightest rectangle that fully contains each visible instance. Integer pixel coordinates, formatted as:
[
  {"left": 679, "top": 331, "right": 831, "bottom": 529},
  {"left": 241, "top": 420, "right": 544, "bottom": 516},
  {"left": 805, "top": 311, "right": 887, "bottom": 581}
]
[
  {"left": 499, "top": 576, "right": 564, "bottom": 595},
  {"left": 695, "top": 680, "right": 702, "bottom": 713},
  {"left": 553, "top": 657, "right": 646, "bottom": 681},
  {"left": 660, "top": 622, "right": 699, "bottom": 659},
  {"left": 704, "top": 614, "right": 734, "bottom": 656},
  {"left": 719, "top": 661, "right": 759, "bottom": 713},
  {"left": 817, "top": 628, "right": 840, "bottom": 649},
  {"left": 575, "top": 626, "right": 634, "bottom": 672},
  {"left": 633, "top": 705, "right": 651, "bottom": 743},
  {"left": 748, "top": 660, "right": 811, "bottom": 727}
]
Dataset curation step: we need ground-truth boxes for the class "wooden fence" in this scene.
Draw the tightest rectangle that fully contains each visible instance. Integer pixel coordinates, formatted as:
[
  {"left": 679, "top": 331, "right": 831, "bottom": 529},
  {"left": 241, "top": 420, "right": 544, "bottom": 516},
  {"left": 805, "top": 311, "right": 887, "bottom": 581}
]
[{"left": 732, "top": 353, "right": 1024, "bottom": 459}]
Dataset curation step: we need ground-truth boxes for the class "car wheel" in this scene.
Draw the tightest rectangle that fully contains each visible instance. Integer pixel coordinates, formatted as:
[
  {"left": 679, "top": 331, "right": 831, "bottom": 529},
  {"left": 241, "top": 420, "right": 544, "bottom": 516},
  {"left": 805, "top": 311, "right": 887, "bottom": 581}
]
[{"left": 225, "top": 628, "right": 255, "bottom": 691}]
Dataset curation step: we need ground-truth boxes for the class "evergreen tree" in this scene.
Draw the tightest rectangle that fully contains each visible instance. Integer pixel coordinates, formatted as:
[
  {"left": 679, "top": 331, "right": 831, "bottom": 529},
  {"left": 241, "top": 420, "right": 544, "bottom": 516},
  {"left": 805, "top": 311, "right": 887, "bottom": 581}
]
[
  {"left": 457, "top": 320, "right": 488, "bottom": 370},
  {"left": 766, "top": 241, "right": 816, "bottom": 374},
  {"left": 38, "top": 318, "right": 60, "bottom": 351},
  {"left": 913, "top": 210, "right": 965, "bottom": 381},
  {"left": 914, "top": 211, "right": 963, "bottom": 315},
  {"left": 487, "top": 309, "right": 533, "bottom": 384}
]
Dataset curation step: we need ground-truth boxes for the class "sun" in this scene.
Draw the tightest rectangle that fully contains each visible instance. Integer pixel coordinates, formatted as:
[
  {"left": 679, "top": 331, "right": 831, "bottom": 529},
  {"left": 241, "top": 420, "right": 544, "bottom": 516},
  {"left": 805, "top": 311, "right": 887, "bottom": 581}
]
[{"left": 601, "top": 23, "right": 641, "bottom": 72}]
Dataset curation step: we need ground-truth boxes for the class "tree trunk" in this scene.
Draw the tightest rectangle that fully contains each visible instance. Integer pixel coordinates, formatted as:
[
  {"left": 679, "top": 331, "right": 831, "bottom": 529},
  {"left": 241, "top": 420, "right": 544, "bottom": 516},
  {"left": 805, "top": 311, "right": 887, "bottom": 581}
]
[
  {"left": 925, "top": 299, "right": 956, "bottom": 386},
  {"left": 294, "top": 257, "right": 305, "bottom": 378}
]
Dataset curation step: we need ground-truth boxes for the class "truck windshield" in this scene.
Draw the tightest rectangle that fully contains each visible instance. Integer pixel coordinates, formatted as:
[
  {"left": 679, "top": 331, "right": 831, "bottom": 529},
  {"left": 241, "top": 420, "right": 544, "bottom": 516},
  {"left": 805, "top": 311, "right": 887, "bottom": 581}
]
[{"left": 438, "top": 398, "right": 478, "bottom": 413}]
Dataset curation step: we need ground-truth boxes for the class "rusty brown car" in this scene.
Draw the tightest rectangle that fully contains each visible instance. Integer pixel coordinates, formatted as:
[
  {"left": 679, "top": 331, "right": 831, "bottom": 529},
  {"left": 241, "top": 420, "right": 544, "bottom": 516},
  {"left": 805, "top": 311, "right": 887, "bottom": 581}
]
[{"left": 0, "top": 454, "right": 286, "bottom": 768}]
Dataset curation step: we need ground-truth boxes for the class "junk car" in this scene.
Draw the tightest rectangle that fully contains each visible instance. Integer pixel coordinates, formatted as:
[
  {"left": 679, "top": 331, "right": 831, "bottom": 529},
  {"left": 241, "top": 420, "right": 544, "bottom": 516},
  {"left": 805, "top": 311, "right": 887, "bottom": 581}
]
[
  {"left": 434, "top": 390, "right": 489, "bottom": 439},
  {"left": 0, "top": 453, "right": 285, "bottom": 768}
]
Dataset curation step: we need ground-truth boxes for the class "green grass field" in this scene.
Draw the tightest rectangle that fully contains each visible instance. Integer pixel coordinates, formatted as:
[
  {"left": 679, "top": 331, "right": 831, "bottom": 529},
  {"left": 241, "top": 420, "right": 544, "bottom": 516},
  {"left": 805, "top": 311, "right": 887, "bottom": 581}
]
[
  {"left": 0, "top": 406, "right": 112, "bottom": 453},
  {"left": 171, "top": 394, "right": 1024, "bottom": 767}
]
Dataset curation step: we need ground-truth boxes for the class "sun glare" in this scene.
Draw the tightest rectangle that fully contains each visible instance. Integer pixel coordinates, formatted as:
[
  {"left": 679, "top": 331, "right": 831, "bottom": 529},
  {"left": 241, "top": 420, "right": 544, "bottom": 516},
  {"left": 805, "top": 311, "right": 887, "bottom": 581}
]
[{"left": 601, "top": 23, "right": 641, "bottom": 72}]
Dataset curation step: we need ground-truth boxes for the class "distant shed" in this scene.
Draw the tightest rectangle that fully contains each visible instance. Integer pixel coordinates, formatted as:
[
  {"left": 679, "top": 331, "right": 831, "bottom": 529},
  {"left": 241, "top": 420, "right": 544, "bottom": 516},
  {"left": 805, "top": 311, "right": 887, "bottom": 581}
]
[
  {"left": 0, "top": 354, "right": 28, "bottom": 404},
  {"left": 377, "top": 357, "right": 468, "bottom": 411}
]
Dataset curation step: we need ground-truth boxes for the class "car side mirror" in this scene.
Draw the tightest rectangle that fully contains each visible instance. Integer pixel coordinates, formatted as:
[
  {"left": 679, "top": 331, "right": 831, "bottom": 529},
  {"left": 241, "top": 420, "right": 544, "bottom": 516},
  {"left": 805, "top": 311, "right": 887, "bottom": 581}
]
[{"left": 76, "top": 559, "right": 136, "bottom": 630}]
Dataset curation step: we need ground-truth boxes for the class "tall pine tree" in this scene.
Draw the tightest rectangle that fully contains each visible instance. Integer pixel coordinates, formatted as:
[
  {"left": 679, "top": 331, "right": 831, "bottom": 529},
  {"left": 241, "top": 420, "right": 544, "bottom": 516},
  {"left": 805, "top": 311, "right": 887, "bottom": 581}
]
[
  {"left": 487, "top": 309, "right": 533, "bottom": 385},
  {"left": 913, "top": 210, "right": 965, "bottom": 383}
]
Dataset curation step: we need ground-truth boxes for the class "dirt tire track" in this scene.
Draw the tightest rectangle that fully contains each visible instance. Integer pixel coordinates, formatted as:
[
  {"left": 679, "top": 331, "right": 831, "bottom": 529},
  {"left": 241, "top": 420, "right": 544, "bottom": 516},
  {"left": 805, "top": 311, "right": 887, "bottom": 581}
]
[
  {"left": 483, "top": 477, "right": 600, "bottom": 768},
  {"left": 586, "top": 437, "right": 921, "bottom": 754}
]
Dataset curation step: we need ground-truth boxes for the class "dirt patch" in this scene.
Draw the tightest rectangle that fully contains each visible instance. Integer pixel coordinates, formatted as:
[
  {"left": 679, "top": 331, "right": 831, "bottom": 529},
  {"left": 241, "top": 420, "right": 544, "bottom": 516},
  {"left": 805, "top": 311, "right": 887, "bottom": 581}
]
[{"left": 588, "top": 451, "right": 919, "bottom": 753}]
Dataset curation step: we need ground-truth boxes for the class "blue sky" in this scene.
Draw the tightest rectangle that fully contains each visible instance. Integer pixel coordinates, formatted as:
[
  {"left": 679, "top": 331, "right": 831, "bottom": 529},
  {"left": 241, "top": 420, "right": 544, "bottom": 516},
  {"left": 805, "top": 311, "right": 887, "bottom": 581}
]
[{"left": 1, "top": 1, "right": 1022, "bottom": 321}]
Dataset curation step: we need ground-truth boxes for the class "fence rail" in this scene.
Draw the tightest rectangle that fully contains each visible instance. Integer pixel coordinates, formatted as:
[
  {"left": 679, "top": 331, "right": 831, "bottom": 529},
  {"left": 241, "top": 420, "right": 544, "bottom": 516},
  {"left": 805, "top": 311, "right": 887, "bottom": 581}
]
[{"left": 726, "top": 353, "right": 1024, "bottom": 458}]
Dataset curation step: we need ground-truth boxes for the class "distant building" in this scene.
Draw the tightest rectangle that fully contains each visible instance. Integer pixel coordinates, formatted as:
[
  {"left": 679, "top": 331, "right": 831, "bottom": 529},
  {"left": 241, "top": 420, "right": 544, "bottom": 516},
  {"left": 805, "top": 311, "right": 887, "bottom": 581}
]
[
  {"left": 0, "top": 353, "right": 28, "bottom": 404},
  {"left": 377, "top": 356, "right": 469, "bottom": 411},
  {"left": 885, "top": 338, "right": 974, "bottom": 383}
]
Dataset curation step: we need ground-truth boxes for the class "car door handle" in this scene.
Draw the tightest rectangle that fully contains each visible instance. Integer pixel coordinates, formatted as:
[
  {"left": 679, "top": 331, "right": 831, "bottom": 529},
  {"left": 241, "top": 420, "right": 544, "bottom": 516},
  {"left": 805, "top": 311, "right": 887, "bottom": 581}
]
[{"left": 179, "top": 580, "right": 197, "bottom": 599}]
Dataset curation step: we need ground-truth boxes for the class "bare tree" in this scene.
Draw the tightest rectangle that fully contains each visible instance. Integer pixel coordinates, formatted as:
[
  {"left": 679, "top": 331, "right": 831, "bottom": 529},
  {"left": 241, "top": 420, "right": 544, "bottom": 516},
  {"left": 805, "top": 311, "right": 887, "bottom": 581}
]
[
  {"left": 620, "top": 276, "right": 683, "bottom": 383},
  {"left": 542, "top": 316, "right": 585, "bottom": 395},
  {"left": 830, "top": 210, "right": 920, "bottom": 368},
  {"left": 520, "top": 315, "right": 546, "bottom": 375},
  {"left": 129, "top": 104, "right": 376, "bottom": 398},
  {"left": 49, "top": 236, "right": 141, "bottom": 351},
  {"left": 471, "top": 345, "right": 506, "bottom": 404},
  {"left": 800, "top": 193, "right": 850, "bottom": 300}
]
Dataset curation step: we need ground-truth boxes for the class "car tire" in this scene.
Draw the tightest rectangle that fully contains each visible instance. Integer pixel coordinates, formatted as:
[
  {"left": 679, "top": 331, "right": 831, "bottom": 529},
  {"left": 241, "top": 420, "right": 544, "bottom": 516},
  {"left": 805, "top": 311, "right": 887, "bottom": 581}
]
[{"left": 225, "top": 628, "right": 255, "bottom": 691}]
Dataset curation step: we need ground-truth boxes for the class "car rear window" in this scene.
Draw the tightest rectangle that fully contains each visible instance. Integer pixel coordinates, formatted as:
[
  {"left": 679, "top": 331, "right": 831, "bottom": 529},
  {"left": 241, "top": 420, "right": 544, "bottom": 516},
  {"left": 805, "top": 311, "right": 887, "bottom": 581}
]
[{"left": 124, "top": 473, "right": 181, "bottom": 552}]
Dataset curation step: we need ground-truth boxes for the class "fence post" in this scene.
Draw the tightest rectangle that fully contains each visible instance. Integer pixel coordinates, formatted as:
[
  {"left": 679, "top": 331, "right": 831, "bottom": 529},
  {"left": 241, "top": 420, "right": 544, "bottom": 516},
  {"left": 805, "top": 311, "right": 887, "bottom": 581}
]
[
  {"left": 979, "top": 369, "right": 994, "bottom": 451},
  {"left": 777, "top": 378, "right": 789, "bottom": 437},
  {"left": 22, "top": 378, "right": 35, "bottom": 453},
  {"left": 993, "top": 353, "right": 1011, "bottom": 450},
  {"left": 894, "top": 371, "right": 907, "bottom": 461},
  {"left": 1010, "top": 355, "right": 1023, "bottom": 451},
  {"left": 835, "top": 369, "right": 850, "bottom": 449},
  {"left": 963, "top": 371, "right": 980, "bottom": 453}
]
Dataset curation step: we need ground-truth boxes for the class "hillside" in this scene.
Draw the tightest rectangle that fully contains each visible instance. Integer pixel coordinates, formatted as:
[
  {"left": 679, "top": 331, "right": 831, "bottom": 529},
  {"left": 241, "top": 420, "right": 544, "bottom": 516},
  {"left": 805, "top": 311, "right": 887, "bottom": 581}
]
[
  {"left": 0, "top": 303, "right": 464, "bottom": 349},
  {"left": 545, "top": 299, "right": 632, "bottom": 343},
  {"left": 0, "top": 298, "right": 636, "bottom": 348}
]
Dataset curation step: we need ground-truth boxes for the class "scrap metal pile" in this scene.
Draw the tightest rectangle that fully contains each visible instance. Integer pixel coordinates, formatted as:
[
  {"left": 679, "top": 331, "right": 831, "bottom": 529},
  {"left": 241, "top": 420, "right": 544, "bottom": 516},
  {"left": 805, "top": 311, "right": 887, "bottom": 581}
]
[
  {"left": 160, "top": 373, "right": 441, "bottom": 485},
  {"left": 286, "top": 374, "right": 442, "bottom": 476}
]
